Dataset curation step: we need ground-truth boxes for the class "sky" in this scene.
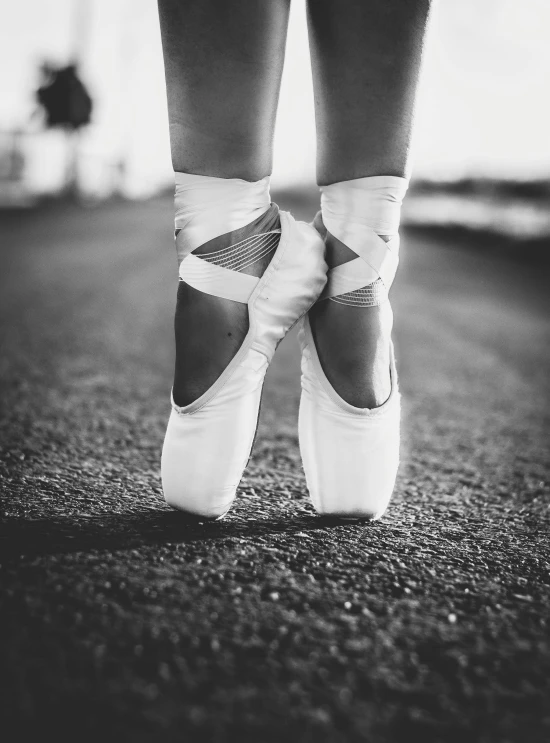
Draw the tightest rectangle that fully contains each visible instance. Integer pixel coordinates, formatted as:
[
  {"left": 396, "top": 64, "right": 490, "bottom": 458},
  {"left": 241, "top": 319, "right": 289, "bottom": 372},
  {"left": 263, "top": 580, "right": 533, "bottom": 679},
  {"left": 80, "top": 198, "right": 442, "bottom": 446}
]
[{"left": 1, "top": 0, "right": 550, "bottom": 196}]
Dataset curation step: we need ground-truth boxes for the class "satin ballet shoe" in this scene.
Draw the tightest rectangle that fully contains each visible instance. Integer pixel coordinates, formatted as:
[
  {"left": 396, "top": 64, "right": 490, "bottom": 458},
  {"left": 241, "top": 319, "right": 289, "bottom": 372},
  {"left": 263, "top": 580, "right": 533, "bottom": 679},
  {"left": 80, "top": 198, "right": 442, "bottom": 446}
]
[
  {"left": 298, "top": 315, "right": 400, "bottom": 520},
  {"left": 162, "top": 211, "right": 327, "bottom": 518},
  {"left": 297, "top": 177, "right": 407, "bottom": 521}
]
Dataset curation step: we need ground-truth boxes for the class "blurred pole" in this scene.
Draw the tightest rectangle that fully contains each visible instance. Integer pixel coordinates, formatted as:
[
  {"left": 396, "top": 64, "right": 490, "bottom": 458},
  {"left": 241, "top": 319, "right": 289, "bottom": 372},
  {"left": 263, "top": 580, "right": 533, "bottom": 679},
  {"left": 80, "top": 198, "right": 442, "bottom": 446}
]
[
  {"left": 66, "top": 0, "right": 93, "bottom": 198},
  {"left": 112, "top": 0, "right": 140, "bottom": 197}
]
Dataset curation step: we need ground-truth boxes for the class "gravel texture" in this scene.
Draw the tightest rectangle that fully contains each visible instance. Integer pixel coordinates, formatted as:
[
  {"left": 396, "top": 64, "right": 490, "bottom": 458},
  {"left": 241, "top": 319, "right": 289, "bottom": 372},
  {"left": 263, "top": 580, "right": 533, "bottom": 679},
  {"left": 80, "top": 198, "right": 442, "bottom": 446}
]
[{"left": 1, "top": 196, "right": 549, "bottom": 743}]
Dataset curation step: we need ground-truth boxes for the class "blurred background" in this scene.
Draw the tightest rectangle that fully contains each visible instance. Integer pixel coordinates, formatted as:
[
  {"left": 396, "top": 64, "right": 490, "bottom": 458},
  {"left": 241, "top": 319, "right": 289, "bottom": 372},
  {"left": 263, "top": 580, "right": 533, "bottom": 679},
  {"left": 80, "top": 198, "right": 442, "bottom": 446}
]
[{"left": 1, "top": 0, "right": 549, "bottom": 246}]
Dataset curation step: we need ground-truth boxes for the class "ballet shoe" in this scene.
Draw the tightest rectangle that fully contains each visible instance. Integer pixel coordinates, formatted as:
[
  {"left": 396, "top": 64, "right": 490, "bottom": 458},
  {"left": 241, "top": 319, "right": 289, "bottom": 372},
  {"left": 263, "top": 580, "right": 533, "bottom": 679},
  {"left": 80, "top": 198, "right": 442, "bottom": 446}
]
[
  {"left": 162, "top": 210, "right": 327, "bottom": 518},
  {"left": 298, "top": 176, "right": 408, "bottom": 520}
]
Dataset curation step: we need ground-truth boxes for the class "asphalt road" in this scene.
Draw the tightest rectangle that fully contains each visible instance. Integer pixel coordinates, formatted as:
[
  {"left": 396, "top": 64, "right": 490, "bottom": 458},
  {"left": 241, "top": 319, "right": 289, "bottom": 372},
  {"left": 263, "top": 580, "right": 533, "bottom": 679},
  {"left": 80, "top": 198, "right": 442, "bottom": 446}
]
[{"left": 1, "top": 195, "right": 549, "bottom": 743}]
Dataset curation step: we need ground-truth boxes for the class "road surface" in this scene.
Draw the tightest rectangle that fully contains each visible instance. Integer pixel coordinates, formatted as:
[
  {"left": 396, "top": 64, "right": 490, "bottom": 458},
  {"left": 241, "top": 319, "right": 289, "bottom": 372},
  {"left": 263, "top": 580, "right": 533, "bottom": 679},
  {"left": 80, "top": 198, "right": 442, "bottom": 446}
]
[{"left": 1, "top": 195, "right": 549, "bottom": 742}]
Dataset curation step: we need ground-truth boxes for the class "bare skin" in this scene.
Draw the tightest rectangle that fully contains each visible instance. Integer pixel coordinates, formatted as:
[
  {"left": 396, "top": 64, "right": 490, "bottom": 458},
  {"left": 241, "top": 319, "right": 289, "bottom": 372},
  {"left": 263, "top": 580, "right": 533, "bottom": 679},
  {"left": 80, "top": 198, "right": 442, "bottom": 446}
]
[{"left": 158, "top": 0, "right": 432, "bottom": 408}]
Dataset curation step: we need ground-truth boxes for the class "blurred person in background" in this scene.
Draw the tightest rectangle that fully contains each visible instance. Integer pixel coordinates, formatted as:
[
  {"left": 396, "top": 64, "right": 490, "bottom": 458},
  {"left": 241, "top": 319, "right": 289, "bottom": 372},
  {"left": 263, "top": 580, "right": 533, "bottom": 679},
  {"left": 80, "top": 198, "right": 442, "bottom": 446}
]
[{"left": 158, "top": 0, "right": 432, "bottom": 520}]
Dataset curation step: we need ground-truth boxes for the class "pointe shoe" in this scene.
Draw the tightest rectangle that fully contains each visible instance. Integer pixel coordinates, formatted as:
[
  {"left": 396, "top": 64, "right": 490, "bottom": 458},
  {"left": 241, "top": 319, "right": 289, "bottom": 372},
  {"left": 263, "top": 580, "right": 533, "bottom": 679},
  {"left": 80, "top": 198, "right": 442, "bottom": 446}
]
[
  {"left": 298, "top": 190, "right": 404, "bottom": 520},
  {"left": 298, "top": 315, "right": 400, "bottom": 520},
  {"left": 162, "top": 211, "right": 327, "bottom": 518}
]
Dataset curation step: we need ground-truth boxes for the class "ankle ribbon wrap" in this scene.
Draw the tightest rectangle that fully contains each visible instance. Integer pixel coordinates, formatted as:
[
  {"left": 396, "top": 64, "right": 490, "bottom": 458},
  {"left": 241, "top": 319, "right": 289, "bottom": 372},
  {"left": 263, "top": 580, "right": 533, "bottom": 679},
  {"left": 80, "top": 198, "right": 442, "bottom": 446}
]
[
  {"left": 319, "top": 175, "right": 409, "bottom": 307},
  {"left": 174, "top": 172, "right": 280, "bottom": 304}
]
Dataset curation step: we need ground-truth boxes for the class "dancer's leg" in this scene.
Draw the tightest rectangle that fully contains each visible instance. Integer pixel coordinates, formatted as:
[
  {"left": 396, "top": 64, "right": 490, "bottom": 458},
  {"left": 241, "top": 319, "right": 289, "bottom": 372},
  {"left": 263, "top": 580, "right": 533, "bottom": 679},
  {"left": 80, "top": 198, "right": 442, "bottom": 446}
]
[
  {"left": 159, "top": 0, "right": 290, "bottom": 180},
  {"left": 158, "top": 0, "right": 291, "bottom": 405},
  {"left": 306, "top": 0, "right": 432, "bottom": 407}
]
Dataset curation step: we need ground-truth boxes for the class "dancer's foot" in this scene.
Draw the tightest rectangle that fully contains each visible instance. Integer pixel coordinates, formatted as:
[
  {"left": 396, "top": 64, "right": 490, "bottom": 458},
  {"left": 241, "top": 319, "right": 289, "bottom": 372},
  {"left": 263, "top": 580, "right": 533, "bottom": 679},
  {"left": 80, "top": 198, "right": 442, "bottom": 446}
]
[
  {"left": 308, "top": 225, "right": 392, "bottom": 409},
  {"left": 299, "top": 178, "right": 407, "bottom": 520},
  {"left": 173, "top": 206, "right": 279, "bottom": 407},
  {"left": 163, "top": 208, "right": 327, "bottom": 517}
]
